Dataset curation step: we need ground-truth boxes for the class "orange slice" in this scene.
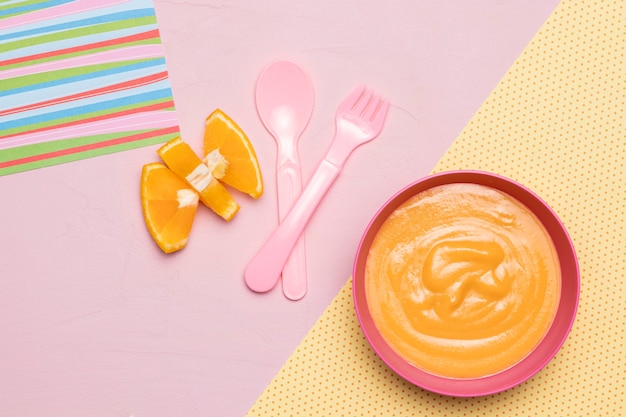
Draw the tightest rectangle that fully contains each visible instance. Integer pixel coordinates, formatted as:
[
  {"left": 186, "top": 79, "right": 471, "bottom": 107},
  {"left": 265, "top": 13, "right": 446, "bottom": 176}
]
[
  {"left": 203, "top": 109, "right": 264, "bottom": 199},
  {"left": 141, "top": 162, "right": 199, "bottom": 253},
  {"left": 158, "top": 137, "right": 239, "bottom": 221}
]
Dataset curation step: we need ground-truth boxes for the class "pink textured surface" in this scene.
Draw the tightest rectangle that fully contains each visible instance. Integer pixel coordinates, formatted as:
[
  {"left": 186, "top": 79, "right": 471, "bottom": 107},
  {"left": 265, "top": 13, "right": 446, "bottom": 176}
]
[{"left": 0, "top": 2, "right": 559, "bottom": 416}]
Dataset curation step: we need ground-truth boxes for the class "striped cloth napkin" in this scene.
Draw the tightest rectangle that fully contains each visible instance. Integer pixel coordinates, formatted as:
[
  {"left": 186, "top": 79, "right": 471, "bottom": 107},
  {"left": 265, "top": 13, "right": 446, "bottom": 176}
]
[{"left": 0, "top": 0, "right": 179, "bottom": 176}]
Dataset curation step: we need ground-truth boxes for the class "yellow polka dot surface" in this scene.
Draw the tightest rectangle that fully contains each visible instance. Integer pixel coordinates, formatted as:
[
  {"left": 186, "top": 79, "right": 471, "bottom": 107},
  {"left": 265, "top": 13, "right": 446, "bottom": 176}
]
[{"left": 246, "top": 0, "right": 625, "bottom": 415}]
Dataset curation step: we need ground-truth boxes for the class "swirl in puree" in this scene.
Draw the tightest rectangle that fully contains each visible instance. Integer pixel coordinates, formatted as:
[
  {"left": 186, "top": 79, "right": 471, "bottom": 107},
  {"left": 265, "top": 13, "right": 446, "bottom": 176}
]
[{"left": 365, "top": 183, "right": 561, "bottom": 378}]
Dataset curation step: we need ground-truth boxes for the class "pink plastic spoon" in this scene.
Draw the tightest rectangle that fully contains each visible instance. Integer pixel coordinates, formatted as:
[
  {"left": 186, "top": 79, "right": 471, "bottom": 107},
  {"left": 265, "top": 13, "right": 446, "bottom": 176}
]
[{"left": 255, "top": 60, "right": 314, "bottom": 300}]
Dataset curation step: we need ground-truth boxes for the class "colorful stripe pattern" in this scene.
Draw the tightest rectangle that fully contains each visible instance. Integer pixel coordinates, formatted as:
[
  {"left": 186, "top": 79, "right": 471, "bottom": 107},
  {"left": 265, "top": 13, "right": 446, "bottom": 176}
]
[{"left": 0, "top": 0, "right": 179, "bottom": 176}]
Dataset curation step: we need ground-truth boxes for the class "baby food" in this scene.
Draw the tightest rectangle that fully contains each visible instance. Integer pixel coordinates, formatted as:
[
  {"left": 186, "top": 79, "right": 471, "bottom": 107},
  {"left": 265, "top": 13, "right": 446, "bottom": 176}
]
[{"left": 364, "top": 183, "right": 561, "bottom": 378}]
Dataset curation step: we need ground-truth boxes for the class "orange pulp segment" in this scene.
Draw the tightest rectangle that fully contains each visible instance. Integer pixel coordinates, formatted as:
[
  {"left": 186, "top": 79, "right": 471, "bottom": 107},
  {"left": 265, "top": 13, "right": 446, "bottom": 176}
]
[
  {"left": 141, "top": 162, "right": 199, "bottom": 253},
  {"left": 158, "top": 137, "right": 239, "bottom": 221},
  {"left": 203, "top": 109, "right": 264, "bottom": 199}
]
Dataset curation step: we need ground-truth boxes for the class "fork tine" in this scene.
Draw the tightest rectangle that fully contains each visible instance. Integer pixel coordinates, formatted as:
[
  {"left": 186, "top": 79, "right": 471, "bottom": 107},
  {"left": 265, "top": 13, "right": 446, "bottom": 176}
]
[
  {"left": 362, "top": 94, "right": 382, "bottom": 121},
  {"left": 371, "top": 99, "right": 389, "bottom": 129},
  {"left": 353, "top": 89, "right": 373, "bottom": 116},
  {"left": 339, "top": 84, "right": 367, "bottom": 112}
]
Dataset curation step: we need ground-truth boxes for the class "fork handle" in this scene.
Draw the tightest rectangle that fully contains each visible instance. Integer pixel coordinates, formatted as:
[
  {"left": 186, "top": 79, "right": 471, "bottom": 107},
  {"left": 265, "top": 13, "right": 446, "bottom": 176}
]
[{"left": 245, "top": 158, "right": 341, "bottom": 293}]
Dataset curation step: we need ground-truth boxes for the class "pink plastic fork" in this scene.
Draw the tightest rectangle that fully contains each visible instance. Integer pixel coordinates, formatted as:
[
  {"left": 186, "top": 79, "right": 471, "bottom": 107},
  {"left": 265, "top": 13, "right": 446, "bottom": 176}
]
[{"left": 245, "top": 85, "right": 389, "bottom": 293}]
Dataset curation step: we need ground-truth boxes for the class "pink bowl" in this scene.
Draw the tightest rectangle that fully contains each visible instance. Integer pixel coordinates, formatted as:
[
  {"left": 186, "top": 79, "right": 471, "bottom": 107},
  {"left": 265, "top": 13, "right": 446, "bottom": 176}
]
[{"left": 352, "top": 170, "right": 579, "bottom": 397}]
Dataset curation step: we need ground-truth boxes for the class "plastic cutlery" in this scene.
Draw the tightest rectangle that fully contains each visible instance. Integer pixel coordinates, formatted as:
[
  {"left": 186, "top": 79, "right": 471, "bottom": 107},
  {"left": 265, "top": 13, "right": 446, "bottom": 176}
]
[
  {"left": 245, "top": 85, "right": 389, "bottom": 293},
  {"left": 255, "top": 60, "right": 314, "bottom": 300}
]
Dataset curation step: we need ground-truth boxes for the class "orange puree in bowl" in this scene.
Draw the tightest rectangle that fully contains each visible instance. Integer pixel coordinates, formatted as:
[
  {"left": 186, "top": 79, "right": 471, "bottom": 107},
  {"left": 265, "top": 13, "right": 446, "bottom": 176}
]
[{"left": 364, "top": 183, "right": 561, "bottom": 379}]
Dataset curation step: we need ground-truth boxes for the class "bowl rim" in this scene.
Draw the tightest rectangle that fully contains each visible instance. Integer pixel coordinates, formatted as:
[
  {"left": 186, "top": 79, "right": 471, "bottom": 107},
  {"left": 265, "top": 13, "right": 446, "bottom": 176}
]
[{"left": 352, "top": 170, "right": 580, "bottom": 397}]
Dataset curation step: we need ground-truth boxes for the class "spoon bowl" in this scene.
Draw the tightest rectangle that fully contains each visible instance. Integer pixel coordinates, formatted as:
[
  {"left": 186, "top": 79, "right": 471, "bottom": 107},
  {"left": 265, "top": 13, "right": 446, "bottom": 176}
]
[{"left": 256, "top": 61, "right": 314, "bottom": 142}]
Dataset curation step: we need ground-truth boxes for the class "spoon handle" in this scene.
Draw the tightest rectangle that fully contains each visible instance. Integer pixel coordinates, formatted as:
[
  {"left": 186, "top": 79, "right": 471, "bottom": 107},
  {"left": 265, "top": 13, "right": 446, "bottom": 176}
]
[{"left": 277, "top": 162, "right": 307, "bottom": 300}]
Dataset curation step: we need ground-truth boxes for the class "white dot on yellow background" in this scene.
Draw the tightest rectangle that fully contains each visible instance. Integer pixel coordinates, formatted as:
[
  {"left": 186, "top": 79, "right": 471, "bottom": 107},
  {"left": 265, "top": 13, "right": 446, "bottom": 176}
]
[{"left": 247, "top": 0, "right": 625, "bottom": 415}]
